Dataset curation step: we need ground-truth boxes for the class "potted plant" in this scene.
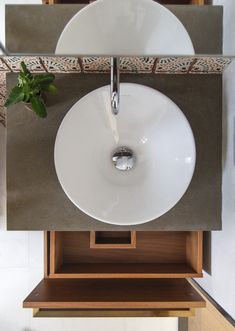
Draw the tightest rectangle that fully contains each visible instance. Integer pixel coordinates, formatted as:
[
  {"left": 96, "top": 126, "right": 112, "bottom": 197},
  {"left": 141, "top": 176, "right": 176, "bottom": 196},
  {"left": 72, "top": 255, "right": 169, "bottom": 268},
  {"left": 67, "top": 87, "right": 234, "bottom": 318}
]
[{"left": 5, "top": 61, "right": 57, "bottom": 118}]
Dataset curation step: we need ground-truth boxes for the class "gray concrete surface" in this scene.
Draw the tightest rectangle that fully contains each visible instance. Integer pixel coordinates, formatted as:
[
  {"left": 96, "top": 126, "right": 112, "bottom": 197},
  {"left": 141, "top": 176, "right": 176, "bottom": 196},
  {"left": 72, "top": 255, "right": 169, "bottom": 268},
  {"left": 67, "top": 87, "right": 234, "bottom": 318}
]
[
  {"left": 5, "top": 5, "right": 222, "bottom": 55},
  {"left": 7, "top": 73, "right": 222, "bottom": 230}
]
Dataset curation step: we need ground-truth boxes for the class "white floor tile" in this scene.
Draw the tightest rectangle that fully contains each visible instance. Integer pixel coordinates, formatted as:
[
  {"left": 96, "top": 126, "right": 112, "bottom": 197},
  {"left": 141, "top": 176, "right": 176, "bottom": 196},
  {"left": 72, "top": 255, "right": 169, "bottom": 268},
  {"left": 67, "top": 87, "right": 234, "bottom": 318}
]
[
  {"left": 61, "top": 318, "right": 126, "bottom": 331},
  {"left": 124, "top": 317, "right": 178, "bottom": 331},
  {"left": 0, "top": 231, "right": 29, "bottom": 268},
  {"left": 29, "top": 315, "right": 65, "bottom": 331},
  {"left": 0, "top": 268, "right": 30, "bottom": 331},
  {"left": 29, "top": 231, "right": 44, "bottom": 268}
]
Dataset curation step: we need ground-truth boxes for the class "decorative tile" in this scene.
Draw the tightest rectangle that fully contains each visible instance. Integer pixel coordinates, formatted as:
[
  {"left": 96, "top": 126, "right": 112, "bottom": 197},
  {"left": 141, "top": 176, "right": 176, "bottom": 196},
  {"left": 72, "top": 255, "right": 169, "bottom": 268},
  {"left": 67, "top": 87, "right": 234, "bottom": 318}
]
[
  {"left": 0, "top": 85, "right": 6, "bottom": 97},
  {"left": 82, "top": 57, "right": 155, "bottom": 73},
  {"left": 82, "top": 57, "right": 110, "bottom": 73},
  {"left": 0, "top": 104, "right": 6, "bottom": 127},
  {"left": 0, "top": 94, "right": 5, "bottom": 107},
  {"left": 3, "top": 56, "right": 44, "bottom": 73},
  {"left": 190, "top": 57, "right": 232, "bottom": 73},
  {"left": 0, "top": 72, "right": 6, "bottom": 85},
  {"left": 0, "top": 56, "right": 233, "bottom": 74},
  {"left": 41, "top": 57, "right": 81, "bottom": 72},
  {"left": 120, "top": 57, "right": 155, "bottom": 73},
  {"left": 0, "top": 114, "right": 5, "bottom": 127},
  {"left": 155, "top": 57, "right": 194, "bottom": 74},
  {"left": 0, "top": 72, "right": 6, "bottom": 127},
  {"left": 0, "top": 87, "right": 6, "bottom": 126},
  {"left": 0, "top": 58, "right": 11, "bottom": 72},
  {"left": 0, "top": 85, "right": 6, "bottom": 108}
]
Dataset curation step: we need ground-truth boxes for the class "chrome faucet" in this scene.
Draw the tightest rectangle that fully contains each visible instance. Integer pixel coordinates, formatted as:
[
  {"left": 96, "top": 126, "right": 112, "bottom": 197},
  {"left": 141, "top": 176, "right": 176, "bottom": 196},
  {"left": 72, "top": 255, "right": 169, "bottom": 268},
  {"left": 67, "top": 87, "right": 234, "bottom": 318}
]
[{"left": 110, "top": 57, "right": 120, "bottom": 115}]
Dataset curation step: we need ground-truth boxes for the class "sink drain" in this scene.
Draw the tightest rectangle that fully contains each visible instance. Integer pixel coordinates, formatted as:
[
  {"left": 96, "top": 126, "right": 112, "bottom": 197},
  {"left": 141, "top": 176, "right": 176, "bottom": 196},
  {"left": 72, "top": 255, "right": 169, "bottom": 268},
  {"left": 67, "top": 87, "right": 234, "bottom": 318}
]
[{"left": 112, "top": 147, "right": 136, "bottom": 171}]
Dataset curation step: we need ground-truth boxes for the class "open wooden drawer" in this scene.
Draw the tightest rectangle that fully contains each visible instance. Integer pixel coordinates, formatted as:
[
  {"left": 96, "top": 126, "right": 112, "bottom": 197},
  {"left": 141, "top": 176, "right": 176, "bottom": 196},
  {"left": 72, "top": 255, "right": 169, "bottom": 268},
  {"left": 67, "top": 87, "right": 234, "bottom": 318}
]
[
  {"left": 23, "top": 231, "right": 205, "bottom": 317},
  {"left": 47, "top": 231, "right": 203, "bottom": 278}
]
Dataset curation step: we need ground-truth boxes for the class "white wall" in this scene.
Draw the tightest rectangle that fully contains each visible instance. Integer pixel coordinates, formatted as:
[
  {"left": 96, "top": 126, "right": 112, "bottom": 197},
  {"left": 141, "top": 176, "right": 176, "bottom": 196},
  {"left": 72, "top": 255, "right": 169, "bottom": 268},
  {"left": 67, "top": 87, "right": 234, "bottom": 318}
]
[
  {"left": 213, "top": 0, "right": 235, "bottom": 55},
  {"left": 196, "top": 0, "right": 235, "bottom": 320}
]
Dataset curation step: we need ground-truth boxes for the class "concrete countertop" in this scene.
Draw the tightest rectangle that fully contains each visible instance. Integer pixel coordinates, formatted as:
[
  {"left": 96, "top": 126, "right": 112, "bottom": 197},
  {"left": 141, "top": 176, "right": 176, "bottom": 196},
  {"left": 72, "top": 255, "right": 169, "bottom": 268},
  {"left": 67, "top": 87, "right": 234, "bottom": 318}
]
[
  {"left": 7, "top": 73, "right": 222, "bottom": 230},
  {"left": 5, "top": 5, "right": 222, "bottom": 55}
]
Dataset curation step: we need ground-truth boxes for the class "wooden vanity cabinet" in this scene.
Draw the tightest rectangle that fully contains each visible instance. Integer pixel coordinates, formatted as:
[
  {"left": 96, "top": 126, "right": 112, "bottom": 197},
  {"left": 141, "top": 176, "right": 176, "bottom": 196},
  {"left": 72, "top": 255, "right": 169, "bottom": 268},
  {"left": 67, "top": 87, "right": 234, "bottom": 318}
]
[{"left": 23, "top": 231, "right": 205, "bottom": 317}]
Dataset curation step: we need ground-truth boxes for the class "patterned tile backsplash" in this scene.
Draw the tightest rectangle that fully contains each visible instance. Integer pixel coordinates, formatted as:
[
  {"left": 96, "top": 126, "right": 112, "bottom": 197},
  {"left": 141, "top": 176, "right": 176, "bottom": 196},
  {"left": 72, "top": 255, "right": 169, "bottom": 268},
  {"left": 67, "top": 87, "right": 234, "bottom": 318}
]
[
  {"left": 0, "top": 58, "right": 11, "bottom": 72},
  {"left": 82, "top": 57, "right": 110, "bottom": 72},
  {"left": 82, "top": 57, "right": 155, "bottom": 73},
  {"left": 155, "top": 57, "right": 195, "bottom": 74},
  {"left": 41, "top": 57, "right": 82, "bottom": 72},
  {"left": 190, "top": 57, "right": 232, "bottom": 73},
  {"left": 0, "top": 73, "right": 6, "bottom": 127},
  {"left": 0, "top": 56, "right": 232, "bottom": 74},
  {"left": 3, "top": 57, "right": 45, "bottom": 73},
  {"left": 0, "top": 55, "right": 232, "bottom": 127}
]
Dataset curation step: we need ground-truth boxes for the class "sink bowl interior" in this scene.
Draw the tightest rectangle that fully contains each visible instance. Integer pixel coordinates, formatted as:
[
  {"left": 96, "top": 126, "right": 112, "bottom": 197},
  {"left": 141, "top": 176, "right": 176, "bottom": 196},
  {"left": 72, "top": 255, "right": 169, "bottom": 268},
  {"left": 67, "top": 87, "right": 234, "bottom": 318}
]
[{"left": 54, "top": 83, "right": 196, "bottom": 225}]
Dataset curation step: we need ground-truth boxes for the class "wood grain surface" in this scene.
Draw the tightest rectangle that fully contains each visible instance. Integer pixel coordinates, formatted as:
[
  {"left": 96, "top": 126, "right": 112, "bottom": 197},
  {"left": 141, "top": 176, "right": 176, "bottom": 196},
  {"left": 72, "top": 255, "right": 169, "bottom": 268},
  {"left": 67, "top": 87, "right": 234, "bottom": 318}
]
[
  {"left": 48, "top": 231, "right": 202, "bottom": 278},
  {"left": 23, "top": 278, "right": 206, "bottom": 309}
]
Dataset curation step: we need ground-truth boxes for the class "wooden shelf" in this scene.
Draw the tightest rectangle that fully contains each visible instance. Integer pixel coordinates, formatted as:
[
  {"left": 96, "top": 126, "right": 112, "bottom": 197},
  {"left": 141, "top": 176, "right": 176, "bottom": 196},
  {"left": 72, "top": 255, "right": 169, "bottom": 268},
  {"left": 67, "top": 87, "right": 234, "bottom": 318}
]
[
  {"left": 47, "top": 231, "right": 203, "bottom": 279},
  {"left": 23, "top": 278, "right": 206, "bottom": 310}
]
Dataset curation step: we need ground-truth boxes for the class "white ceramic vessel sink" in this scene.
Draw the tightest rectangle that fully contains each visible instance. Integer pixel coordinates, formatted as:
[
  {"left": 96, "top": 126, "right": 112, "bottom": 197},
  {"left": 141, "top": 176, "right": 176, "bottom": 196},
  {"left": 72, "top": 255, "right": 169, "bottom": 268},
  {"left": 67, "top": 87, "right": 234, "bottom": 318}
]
[
  {"left": 54, "top": 83, "right": 196, "bottom": 226},
  {"left": 56, "top": 0, "right": 195, "bottom": 55}
]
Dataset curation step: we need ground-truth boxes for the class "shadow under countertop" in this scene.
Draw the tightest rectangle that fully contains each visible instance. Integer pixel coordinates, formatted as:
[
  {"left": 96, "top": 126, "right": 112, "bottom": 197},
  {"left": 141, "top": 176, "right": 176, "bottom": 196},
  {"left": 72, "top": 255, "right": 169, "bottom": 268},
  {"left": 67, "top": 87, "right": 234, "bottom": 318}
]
[{"left": 7, "top": 73, "right": 222, "bottom": 230}]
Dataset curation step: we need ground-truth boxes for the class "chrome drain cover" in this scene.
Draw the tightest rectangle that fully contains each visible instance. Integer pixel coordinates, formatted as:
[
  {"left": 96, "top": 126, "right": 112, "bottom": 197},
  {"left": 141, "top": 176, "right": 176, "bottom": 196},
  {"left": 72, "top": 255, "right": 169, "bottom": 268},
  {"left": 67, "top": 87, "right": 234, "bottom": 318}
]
[{"left": 112, "top": 147, "right": 136, "bottom": 171}]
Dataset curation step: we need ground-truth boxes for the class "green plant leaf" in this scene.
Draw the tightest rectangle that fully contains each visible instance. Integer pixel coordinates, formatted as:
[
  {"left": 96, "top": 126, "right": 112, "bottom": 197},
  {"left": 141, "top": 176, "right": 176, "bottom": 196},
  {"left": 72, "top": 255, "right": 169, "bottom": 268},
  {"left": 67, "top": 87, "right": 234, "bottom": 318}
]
[
  {"left": 20, "top": 61, "right": 32, "bottom": 77},
  {"left": 30, "top": 95, "right": 47, "bottom": 118},
  {"left": 18, "top": 72, "right": 27, "bottom": 86},
  {"left": 5, "top": 63, "right": 56, "bottom": 113},
  {"left": 22, "top": 93, "right": 31, "bottom": 103},
  {"left": 4, "top": 86, "right": 24, "bottom": 107},
  {"left": 33, "top": 73, "right": 55, "bottom": 86},
  {"left": 40, "top": 83, "right": 57, "bottom": 94}
]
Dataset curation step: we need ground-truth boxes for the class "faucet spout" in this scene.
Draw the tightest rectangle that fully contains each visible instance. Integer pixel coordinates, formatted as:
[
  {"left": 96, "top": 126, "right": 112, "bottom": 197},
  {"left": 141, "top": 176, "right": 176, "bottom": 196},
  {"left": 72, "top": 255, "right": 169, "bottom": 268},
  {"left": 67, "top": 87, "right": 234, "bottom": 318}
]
[{"left": 110, "top": 57, "right": 120, "bottom": 115}]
